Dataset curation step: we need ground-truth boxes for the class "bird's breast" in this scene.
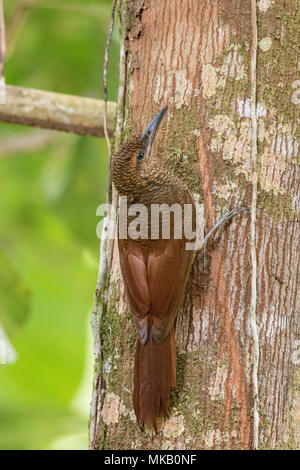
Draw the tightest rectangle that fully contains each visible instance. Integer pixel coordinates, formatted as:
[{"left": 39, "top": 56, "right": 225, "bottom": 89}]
[{"left": 118, "top": 185, "right": 196, "bottom": 246}]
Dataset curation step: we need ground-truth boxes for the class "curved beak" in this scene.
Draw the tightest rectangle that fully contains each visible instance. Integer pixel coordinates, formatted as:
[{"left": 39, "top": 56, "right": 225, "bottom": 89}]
[{"left": 140, "top": 106, "right": 168, "bottom": 157}]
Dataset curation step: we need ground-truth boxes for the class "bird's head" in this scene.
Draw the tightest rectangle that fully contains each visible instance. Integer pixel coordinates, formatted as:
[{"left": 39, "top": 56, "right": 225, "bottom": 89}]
[{"left": 112, "top": 107, "right": 168, "bottom": 195}]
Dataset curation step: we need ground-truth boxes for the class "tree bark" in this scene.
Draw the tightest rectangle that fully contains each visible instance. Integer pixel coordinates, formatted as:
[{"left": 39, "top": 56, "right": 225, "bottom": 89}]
[{"left": 90, "top": 0, "right": 300, "bottom": 450}]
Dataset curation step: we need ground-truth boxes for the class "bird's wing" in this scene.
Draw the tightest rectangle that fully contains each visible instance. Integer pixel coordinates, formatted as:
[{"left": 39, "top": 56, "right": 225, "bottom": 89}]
[
  {"left": 147, "top": 238, "right": 195, "bottom": 343},
  {"left": 118, "top": 239, "right": 151, "bottom": 345},
  {"left": 119, "top": 237, "right": 195, "bottom": 345}
]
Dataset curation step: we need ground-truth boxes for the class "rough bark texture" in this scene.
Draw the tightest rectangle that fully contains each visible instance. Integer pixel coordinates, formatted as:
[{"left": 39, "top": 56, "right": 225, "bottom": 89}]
[{"left": 91, "top": 0, "right": 300, "bottom": 450}]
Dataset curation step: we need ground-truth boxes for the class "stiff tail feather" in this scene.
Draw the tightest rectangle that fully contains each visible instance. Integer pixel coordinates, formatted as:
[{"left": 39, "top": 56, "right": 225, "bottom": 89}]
[{"left": 133, "top": 325, "right": 176, "bottom": 431}]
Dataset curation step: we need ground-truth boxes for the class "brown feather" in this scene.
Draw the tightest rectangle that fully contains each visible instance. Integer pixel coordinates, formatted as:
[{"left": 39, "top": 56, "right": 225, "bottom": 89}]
[
  {"left": 133, "top": 325, "right": 176, "bottom": 431},
  {"left": 112, "top": 120, "right": 196, "bottom": 429}
]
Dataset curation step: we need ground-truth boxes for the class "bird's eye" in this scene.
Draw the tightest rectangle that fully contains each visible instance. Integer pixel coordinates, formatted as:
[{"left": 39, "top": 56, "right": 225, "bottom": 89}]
[{"left": 137, "top": 152, "right": 144, "bottom": 161}]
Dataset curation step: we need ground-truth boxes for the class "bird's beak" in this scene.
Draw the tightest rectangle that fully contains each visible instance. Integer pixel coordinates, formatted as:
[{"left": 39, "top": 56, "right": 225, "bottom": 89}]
[{"left": 140, "top": 106, "right": 168, "bottom": 157}]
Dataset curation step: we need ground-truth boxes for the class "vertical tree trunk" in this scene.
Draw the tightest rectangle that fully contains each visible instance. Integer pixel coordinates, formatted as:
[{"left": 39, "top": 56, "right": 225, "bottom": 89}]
[{"left": 90, "top": 0, "right": 300, "bottom": 450}]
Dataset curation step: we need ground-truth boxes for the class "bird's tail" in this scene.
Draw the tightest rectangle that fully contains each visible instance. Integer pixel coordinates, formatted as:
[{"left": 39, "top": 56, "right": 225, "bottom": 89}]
[{"left": 133, "top": 324, "right": 176, "bottom": 431}]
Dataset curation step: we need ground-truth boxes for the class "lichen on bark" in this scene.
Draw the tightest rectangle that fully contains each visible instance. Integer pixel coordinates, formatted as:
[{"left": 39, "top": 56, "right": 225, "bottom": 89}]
[{"left": 92, "top": 0, "right": 300, "bottom": 450}]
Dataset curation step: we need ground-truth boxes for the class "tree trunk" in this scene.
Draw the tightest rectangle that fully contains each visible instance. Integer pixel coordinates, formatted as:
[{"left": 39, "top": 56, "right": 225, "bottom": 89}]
[{"left": 90, "top": 0, "right": 300, "bottom": 450}]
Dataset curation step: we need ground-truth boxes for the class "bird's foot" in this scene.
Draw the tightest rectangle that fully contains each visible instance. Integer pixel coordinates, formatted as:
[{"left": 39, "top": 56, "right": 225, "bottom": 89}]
[
  {"left": 219, "top": 205, "right": 248, "bottom": 222},
  {"left": 199, "top": 205, "right": 248, "bottom": 250}
]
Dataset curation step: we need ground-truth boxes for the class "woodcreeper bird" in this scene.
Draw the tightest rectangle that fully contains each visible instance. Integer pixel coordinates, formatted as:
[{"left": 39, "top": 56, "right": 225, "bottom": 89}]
[
  {"left": 112, "top": 107, "right": 197, "bottom": 430},
  {"left": 112, "top": 107, "right": 243, "bottom": 430}
]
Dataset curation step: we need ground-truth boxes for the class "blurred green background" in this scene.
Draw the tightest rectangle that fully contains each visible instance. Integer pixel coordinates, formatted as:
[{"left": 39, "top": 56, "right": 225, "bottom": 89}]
[{"left": 0, "top": 0, "right": 118, "bottom": 449}]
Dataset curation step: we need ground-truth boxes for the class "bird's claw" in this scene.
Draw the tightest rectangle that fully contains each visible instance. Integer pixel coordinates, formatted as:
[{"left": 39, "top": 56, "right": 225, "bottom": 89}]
[
  {"left": 200, "top": 204, "right": 249, "bottom": 249},
  {"left": 222, "top": 205, "right": 248, "bottom": 221}
]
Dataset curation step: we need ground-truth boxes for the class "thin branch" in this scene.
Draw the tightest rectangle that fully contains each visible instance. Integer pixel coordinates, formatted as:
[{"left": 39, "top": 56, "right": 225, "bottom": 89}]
[
  {"left": 0, "top": 85, "right": 116, "bottom": 137},
  {"left": 0, "top": 129, "right": 58, "bottom": 157},
  {"left": 250, "top": 0, "right": 260, "bottom": 451},
  {"left": 103, "top": 0, "right": 118, "bottom": 205}
]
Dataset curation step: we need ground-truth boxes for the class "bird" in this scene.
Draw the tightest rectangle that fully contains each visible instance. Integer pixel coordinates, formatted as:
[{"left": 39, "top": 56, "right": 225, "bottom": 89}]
[{"left": 112, "top": 107, "right": 197, "bottom": 431}]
